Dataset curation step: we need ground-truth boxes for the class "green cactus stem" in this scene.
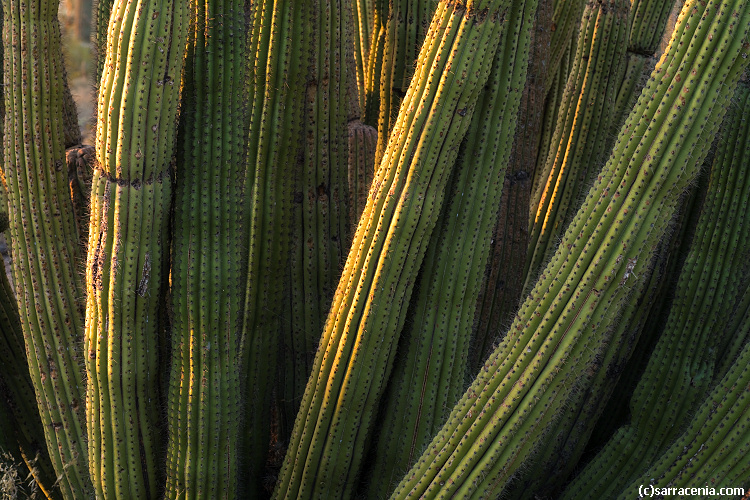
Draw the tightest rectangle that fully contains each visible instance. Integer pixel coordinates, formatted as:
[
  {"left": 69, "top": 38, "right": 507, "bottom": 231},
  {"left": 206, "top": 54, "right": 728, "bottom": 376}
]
[
  {"left": 85, "top": 0, "right": 188, "bottom": 496},
  {"left": 371, "top": 0, "right": 438, "bottom": 167},
  {"left": 546, "top": 0, "right": 586, "bottom": 92},
  {"left": 526, "top": 0, "right": 629, "bottom": 291},
  {"left": 362, "top": 0, "right": 538, "bottom": 493},
  {"left": 347, "top": 119, "right": 377, "bottom": 233},
  {"left": 362, "top": 0, "right": 388, "bottom": 126},
  {"left": 2, "top": 0, "right": 92, "bottom": 491},
  {"left": 561, "top": 80, "right": 750, "bottom": 499},
  {"left": 620, "top": 323, "right": 750, "bottom": 497},
  {"left": 276, "top": 0, "right": 354, "bottom": 447},
  {"left": 390, "top": 0, "right": 750, "bottom": 495},
  {"left": 273, "top": 1, "right": 520, "bottom": 497},
  {"left": 353, "top": 0, "right": 374, "bottom": 113},
  {"left": 0, "top": 222, "right": 57, "bottom": 494},
  {"left": 241, "top": 0, "right": 319, "bottom": 492},
  {"left": 164, "top": 0, "right": 247, "bottom": 497}
]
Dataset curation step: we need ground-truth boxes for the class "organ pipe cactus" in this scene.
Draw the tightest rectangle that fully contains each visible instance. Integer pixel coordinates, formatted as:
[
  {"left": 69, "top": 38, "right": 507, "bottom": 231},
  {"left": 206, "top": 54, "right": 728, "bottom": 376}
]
[
  {"left": 363, "top": 0, "right": 537, "bottom": 493},
  {"left": 2, "top": 0, "right": 750, "bottom": 496},
  {"left": 84, "top": 0, "right": 188, "bottom": 496},
  {"left": 2, "top": 0, "right": 91, "bottom": 491},
  {"left": 277, "top": 0, "right": 354, "bottom": 445},
  {"left": 390, "top": 0, "right": 750, "bottom": 494},
  {"left": 526, "top": 0, "right": 629, "bottom": 290},
  {"left": 164, "top": 0, "right": 247, "bottom": 496},
  {"left": 353, "top": 0, "right": 374, "bottom": 112},
  {"left": 0, "top": 218, "right": 56, "bottom": 494},
  {"left": 561, "top": 81, "right": 750, "bottom": 499},
  {"left": 371, "top": 0, "right": 437, "bottom": 166},
  {"left": 470, "top": 0, "right": 552, "bottom": 371},
  {"left": 621, "top": 332, "right": 750, "bottom": 497},
  {"left": 273, "top": 1, "right": 521, "bottom": 497}
]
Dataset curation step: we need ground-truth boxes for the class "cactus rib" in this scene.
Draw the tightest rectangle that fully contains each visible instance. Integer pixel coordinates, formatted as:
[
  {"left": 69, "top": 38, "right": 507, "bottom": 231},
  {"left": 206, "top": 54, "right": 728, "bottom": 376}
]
[
  {"left": 364, "top": 0, "right": 537, "bottom": 492},
  {"left": 2, "top": 0, "right": 92, "bottom": 491},
  {"left": 562, "top": 80, "right": 750, "bottom": 499}
]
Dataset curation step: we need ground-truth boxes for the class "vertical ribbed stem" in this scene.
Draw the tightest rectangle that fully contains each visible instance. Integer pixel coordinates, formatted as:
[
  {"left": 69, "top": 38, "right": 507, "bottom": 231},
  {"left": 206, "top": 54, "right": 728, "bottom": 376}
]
[
  {"left": 277, "top": 0, "right": 353, "bottom": 447},
  {"left": 0, "top": 220, "right": 57, "bottom": 494},
  {"left": 165, "top": 0, "right": 247, "bottom": 497},
  {"left": 525, "top": 0, "right": 630, "bottom": 290},
  {"left": 85, "top": 0, "right": 189, "bottom": 497},
  {"left": 241, "top": 0, "right": 308, "bottom": 492},
  {"left": 372, "top": 0, "right": 437, "bottom": 167},
  {"left": 391, "top": 0, "right": 750, "bottom": 494},
  {"left": 620, "top": 336, "right": 750, "bottom": 496},
  {"left": 273, "top": 1, "right": 516, "bottom": 497},
  {"left": 353, "top": 0, "right": 374, "bottom": 112},
  {"left": 364, "top": 0, "right": 538, "bottom": 493},
  {"left": 470, "top": 0, "right": 552, "bottom": 370},
  {"left": 2, "top": 0, "right": 91, "bottom": 491},
  {"left": 561, "top": 80, "right": 750, "bottom": 499}
]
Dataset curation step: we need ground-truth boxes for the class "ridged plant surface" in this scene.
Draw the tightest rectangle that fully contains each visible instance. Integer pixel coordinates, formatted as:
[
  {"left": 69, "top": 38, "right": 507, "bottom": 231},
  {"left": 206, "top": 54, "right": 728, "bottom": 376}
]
[
  {"left": 371, "top": 0, "right": 437, "bottom": 167},
  {"left": 526, "top": 0, "right": 629, "bottom": 294},
  {"left": 273, "top": 1, "right": 518, "bottom": 497},
  {"left": 165, "top": 0, "right": 247, "bottom": 496},
  {"left": 470, "top": 0, "right": 552, "bottom": 371},
  {"left": 85, "top": 0, "right": 188, "bottom": 496},
  {"left": 0, "top": 244, "right": 56, "bottom": 492},
  {"left": 561, "top": 81, "right": 750, "bottom": 499},
  {"left": 362, "top": 0, "right": 537, "bottom": 493},
  {"left": 2, "top": 0, "right": 91, "bottom": 492},
  {"left": 391, "top": 0, "right": 750, "bottom": 494},
  {"left": 619, "top": 312, "right": 750, "bottom": 496},
  {"left": 278, "top": 0, "right": 354, "bottom": 446}
]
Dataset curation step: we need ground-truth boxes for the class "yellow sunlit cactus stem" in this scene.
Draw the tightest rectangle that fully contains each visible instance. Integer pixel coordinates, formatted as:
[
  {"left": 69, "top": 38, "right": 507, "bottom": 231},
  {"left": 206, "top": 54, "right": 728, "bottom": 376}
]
[
  {"left": 526, "top": 0, "right": 629, "bottom": 293},
  {"left": 274, "top": 0, "right": 520, "bottom": 497},
  {"left": 364, "top": 0, "right": 537, "bottom": 493},
  {"left": 85, "top": 0, "right": 189, "bottom": 497}
]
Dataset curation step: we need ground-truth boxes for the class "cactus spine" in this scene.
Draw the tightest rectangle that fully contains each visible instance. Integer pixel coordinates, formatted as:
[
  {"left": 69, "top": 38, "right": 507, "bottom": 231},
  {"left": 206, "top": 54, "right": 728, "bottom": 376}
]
[
  {"left": 273, "top": 1, "right": 518, "bottom": 496},
  {"left": 164, "top": 0, "right": 247, "bottom": 496},
  {"left": 391, "top": 0, "right": 750, "bottom": 494},
  {"left": 2, "top": 0, "right": 91, "bottom": 490},
  {"left": 363, "top": 0, "right": 537, "bottom": 493},
  {"left": 561, "top": 80, "right": 750, "bottom": 499},
  {"left": 85, "top": 0, "right": 188, "bottom": 496}
]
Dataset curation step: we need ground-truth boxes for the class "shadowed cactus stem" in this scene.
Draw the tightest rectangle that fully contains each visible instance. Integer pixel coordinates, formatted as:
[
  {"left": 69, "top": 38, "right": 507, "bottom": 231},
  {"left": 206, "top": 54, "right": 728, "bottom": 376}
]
[
  {"left": 164, "top": 0, "right": 247, "bottom": 496},
  {"left": 2, "top": 0, "right": 91, "bottom": 491}
]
